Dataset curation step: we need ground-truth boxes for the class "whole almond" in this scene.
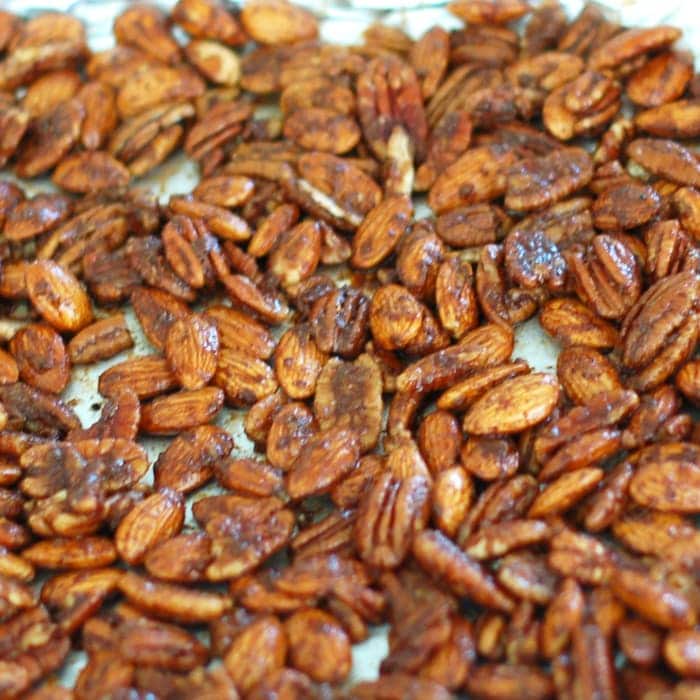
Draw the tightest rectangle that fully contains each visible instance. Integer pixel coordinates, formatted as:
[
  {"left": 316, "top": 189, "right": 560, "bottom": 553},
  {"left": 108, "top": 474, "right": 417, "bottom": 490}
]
[
  {"left": 154, "top": 424, "right": 233, "bottom": 494},
  {"left": 215, "top": 348, "right": 278, "bottom": 406},
  {"left": 144, "top": 531, "right": 212, "bottom": 583},
  {"left": 463, "top": 373, "right": 560, "bottom": 436},
  {"left": 223, "top": 615, "right": 287, "bottom": 694},
  {"left": 118, "top": 570, "right": 230, "bottom": 622},
  {"left": 131, "top": 286, "right": 190, "bottom": 351},
  {"left": 140, "top": 387, "right": 224, "bottom": 434},
  {"left": 286, "top": 427, "right": 359, "bottom": 500},
  {"left": 165, "top": 314, "right": 219, "bottom": 390},
  {"left": 115, "top": 489, "right": 185, "bottom": 564},
  {"left": 68, "top": 314, "right": 134, "bottom": 365},
  {"left": 241, "top": 0, "right": 318, "bottom": 45},
  {"left": 274, "top": 324, "right": 327, "bottom": 400},
  {"left": 351, "top": 196, "right": 413, "bottom": 269},
  {"left": 99, "top": 355, "right": 177, "bottom": 399},
  {"left": 25, "top": 261, "right": 93, "bottom": 332},
  {"left": 285, "top": 608, "right": 351, "bottom": 683},
  {"left": 10, "top": 324, "right": 70, "bottom": 394},
  {"left": 22, "top": 537, "right": 117, "bottom": 570},
  {"left": 203, "top": 304, "right": 276, "bottom": 360}
]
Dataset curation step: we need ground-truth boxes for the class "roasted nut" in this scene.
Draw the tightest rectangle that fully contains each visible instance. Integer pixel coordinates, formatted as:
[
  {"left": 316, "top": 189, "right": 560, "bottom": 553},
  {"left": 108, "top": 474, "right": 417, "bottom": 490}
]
[
  {"left": 351, "top": 196, "right": 413, "bottom": 270},
  {"left": 592, "top": 181, "right": 661, "bottom": 230},
  {"left": 463, "top": 373, "right": 560, "bottom": 436},
  {"left": 357, "top": 55, "right": 427, "bottom": 161},
  {"left": 429, "top": 144, "right": 518, "bottom": 214},
  {"left": 23, "top": 537, "right": 118, "bottom": 570},
  {"left": 539, "top": 297, "right": 619, "bottom": 349},
  {"left": 286, "top": 427, "right": 359, "bottom": 500},
  {"left": 556, "top": 346, "right": 621, "bottom": 404},
  {"left": 310, "top": 287, "right": 370, "bottom": 358},
  {"left": 4, "top": 193, "right": 72, "bottom": 242},
  {"left": 505, "top": 147, "right": 593, "bottom": 212},
  {"left": 172, "top": 0, "right": 247, "bottom": 46},
  {"left": 284, "top": 108, "right": 360, "bottom": 155},
  {"left": 144, "top": 531, "right": 212, "bottom": 582},
  {"left": 154, "top": 424, "right": 233, "bottom": 493},
  {"left": 356, "top": 472, "right": 431, "bottom": 569},
  {"left": 268, "top": 219, "right": 322, "bottom": 287},
  {"left": 286, "top": 608, "right": 351, "bottom": 683},
  {"left": 241, "top": 0, "right": 318, "bottom": 46},
  {"left": 140, "top": 387, "right": 224, "bottom": 434},
  {"left": 203, "top": 304, "right": 275, "bottom": 360},
  {"left": 52, "top": 151, "right": 130, "bottom": 193},
  {"left": 78, "top": 81, "right": 118, "bottom": 150},
  {"left": 223, "top": 615, "right": 287, "bottom": 694},
  {"left": 99, "top": 356, "right": 178, "bottom": 400},
  {"left": 25, "top": 261, "right": 94, "bottom": 333},
  {"left": 131, "top": 287, "right": 190, "bottom": 352},
  {"left": 68, "top": 315, "right": 134, "bottom": 365},
  {"left": 15, "top": 99, "right": 84, "bottom": 178},
  {"left": 114, "top": 5, "right": 181, "bottom": 64},
  {"left": 621, "top": 271, "right": 700, "bottom": 391},
  {"left": 568, "top": 234, "right": 642, "bottom": 320},
  {"left": 115, "top": 489, "right": 185, "bottom": 565},
  {"left": 196, "top": 495, "right": 294, "bottom": 580},
  {"left": 165, "top": 315, "right": 219, "bottom": 390},
  {"left": 627, "top": 138, "right": 700, "bottom": 187},
  {"left": 627, "top": 51, "right": 693, "bottom": 107},
  {"left": 274, "top": 324, "right": 326, "bottom": 399},
  {"left": 214, "top": 349, "right": 277, "bottom": 407},
  {"left": 0, "top": 104, "right": 29, "bottom": 167},
  {"left": 10, "top": 324, "right": 70, "bottom": 394},
  {"left": 118, "top": 570, "right": 230, "bottom": 623},
  {"left": 266, "top": 402, "right": 316, "bottom": 471},
  {"left": 185, "top": 39, "right": 241, "bottom": 86}
]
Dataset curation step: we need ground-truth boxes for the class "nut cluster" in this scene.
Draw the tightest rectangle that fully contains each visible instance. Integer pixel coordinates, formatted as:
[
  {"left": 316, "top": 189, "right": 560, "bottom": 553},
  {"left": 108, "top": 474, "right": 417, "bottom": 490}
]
[{"left": 0, "top": 0, "right": 699, "bottom": 698}]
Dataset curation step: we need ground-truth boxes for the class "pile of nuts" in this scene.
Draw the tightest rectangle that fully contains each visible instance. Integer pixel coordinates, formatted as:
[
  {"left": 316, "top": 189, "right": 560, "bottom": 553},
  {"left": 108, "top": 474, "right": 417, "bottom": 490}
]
[{"left": 0, "top": 0, "right": 699, "bottom": 697}]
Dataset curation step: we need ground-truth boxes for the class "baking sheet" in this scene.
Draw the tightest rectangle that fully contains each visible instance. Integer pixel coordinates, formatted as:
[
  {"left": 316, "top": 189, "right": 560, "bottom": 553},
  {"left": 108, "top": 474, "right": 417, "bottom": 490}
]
[{"left": 1, "top": 0, "right": 697, "bottom": 691}]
